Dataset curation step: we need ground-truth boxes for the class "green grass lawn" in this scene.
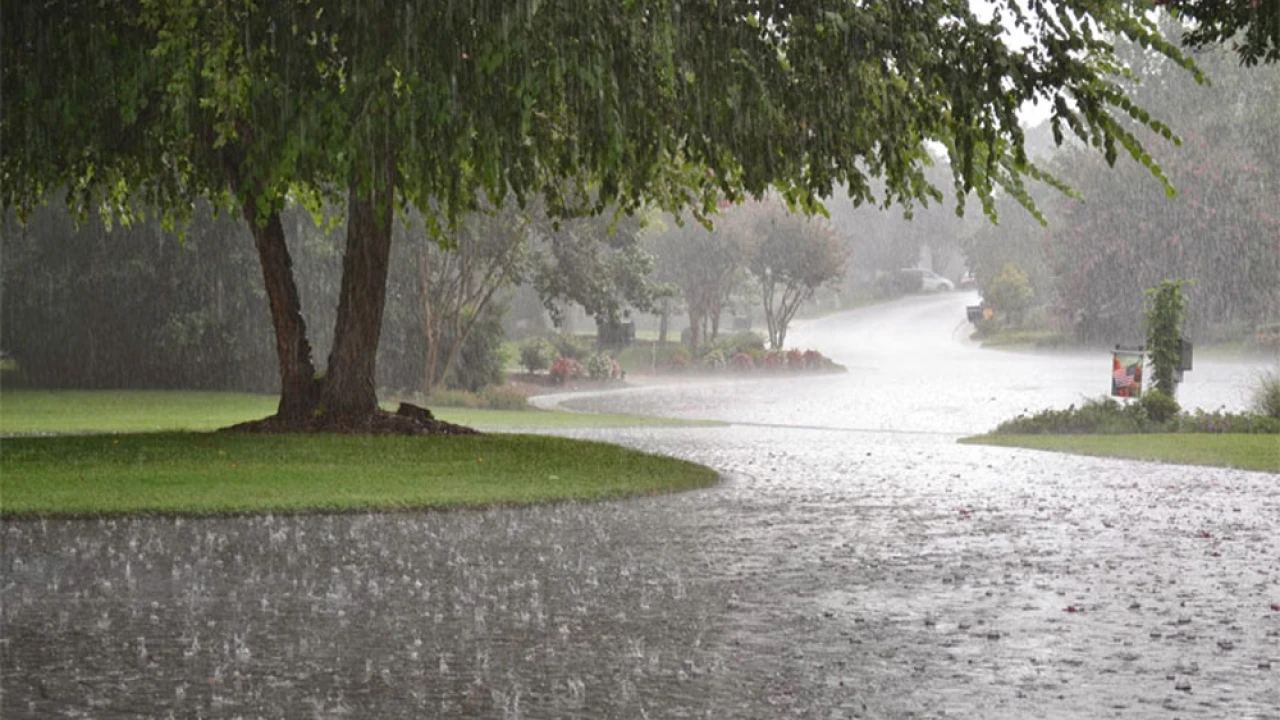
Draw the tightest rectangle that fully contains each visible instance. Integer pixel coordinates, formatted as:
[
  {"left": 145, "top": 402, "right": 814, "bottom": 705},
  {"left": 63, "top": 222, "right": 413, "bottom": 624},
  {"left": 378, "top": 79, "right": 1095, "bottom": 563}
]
[
  {"left": 1, "top": 432, "right": 719, "bottom": 517},
  {"left": 960, "top": 433, "right": 1280, "bottom": 473},
  {"left": 0, "top": 390, "right": 713, "bottom": 435},
  {"left": 0, "top": 390, "right": 721, "bottom": 517}
]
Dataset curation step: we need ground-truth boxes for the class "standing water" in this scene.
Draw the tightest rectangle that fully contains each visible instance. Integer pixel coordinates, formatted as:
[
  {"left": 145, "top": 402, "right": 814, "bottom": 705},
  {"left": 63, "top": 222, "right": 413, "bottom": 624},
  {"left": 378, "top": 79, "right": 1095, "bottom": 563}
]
[{"left": 4, "top": 294, "right": 1278, "bottom": 718}]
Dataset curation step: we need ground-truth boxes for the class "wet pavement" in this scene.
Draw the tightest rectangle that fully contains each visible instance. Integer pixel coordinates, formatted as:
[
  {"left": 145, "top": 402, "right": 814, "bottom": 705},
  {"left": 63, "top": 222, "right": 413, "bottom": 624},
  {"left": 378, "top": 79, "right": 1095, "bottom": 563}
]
[{"left": 4, "top": 293, "right": 1279, "bottom": 718}]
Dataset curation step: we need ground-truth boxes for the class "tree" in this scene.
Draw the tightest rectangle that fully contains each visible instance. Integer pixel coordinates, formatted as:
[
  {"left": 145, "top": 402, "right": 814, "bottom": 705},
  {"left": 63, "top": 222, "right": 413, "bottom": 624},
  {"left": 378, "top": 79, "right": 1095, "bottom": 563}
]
[
  {"left": 738, "top": 201, "right": 847, "bottom": 349},
  {"left": 1155, "top": 0, "right": 1280, "bottom": 66},
  {"left": 407, "top": 203, "right": 530, "bottom": 397},
  {"left": 647, "top": 214, "right": 742, "bottom": 352},
  {"left": 3, "top": 0, "right": 1209, "bottom": 431},
  {"left": 528, "top": 207, "right": 657, "bottom": 331},
  {"left": 1040, "top": 34, "right": 1280, "bottom": 343}
]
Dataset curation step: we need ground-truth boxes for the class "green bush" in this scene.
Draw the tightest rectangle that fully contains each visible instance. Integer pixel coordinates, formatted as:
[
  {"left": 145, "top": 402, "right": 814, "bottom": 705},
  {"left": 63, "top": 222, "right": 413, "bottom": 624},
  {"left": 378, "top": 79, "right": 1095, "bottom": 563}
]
[
  {"left": 993, "top": 394, "right": 1280, "bottom": 436},
  {"left": 519, "top": 338, "right": 553, "bottom": 373},
  {"left": 586, "top": 353, "right": 616, "bottom": 380},
  {"left": 1139, "top": 390, "right": 1180, "bottom": 424},
  {"left": 427, "top": 386, "right": 530, "bottom": 411},
  {"left": 550, "top": 333, "right": 593, "bottom": 361},
  {"left": 1251, "top": 368, "right": 1280, "bottom": 419},
  {"left": 706, "top": 332, "right": 766, "bottom": 358},
  {"left": 479, "top": 385, "right": 531, "bottom": 410},
  {"left": 985, "top": 263, "right": 1034, "bottom": 326},
  {"left": 994, "top": 396, "right": 1153, "bottom": 434}
]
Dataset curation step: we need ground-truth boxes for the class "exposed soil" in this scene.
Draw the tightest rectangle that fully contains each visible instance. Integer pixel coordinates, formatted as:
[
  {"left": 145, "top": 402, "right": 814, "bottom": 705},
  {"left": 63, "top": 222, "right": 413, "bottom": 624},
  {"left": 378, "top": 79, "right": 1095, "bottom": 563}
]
[{"left": 219, "top": 403, "right": 479, "bottom": 436}]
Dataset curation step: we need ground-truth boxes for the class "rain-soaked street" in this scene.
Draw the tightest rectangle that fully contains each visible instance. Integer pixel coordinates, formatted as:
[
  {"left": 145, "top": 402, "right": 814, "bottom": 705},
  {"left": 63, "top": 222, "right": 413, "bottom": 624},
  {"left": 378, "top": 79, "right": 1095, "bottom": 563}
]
[{"left": 4, "top": 292, "right": 1278, "bottom": 719}]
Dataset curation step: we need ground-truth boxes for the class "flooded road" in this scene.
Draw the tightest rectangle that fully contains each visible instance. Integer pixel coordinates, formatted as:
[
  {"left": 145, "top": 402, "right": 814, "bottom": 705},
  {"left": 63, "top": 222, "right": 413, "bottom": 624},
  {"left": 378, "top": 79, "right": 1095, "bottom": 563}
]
[{"left": 4, "top": 294, "right": 1278, "bottom": 718}]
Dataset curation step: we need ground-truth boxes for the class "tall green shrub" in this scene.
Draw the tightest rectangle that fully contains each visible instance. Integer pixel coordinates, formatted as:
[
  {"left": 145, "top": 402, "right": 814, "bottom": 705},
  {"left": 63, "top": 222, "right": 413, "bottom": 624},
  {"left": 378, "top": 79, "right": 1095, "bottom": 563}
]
[{"left": 1145, "top": 279, "right": 1191, "bottom": 398}]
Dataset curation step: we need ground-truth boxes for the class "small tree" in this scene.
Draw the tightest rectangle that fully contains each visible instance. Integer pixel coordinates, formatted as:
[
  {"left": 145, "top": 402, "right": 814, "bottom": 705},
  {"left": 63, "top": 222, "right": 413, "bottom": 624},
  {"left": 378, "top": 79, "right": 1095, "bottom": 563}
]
[
  {"left": 1145, "top": 279, "right": 1192, "bottom": 399},
  {"left": 985, "top": 263, "right": 1035, "bottom": 327},
  {"left": 519, "top": 339, "right": 553, "bottom": 374},
  {"left": 739, "top": 201, "right": 847, "bottom": 349}
]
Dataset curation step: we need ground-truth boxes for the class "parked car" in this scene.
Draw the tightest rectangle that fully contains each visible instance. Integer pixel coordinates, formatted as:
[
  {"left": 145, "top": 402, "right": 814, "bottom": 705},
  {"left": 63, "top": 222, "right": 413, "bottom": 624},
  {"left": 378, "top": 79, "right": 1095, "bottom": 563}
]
[{"left": 897, "top": 268, "right": 955, "bottom": 292}]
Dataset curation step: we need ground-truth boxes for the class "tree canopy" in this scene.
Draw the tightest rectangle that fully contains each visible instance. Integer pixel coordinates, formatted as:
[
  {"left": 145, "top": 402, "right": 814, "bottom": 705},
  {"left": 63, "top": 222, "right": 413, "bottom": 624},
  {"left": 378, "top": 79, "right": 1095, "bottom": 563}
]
[
  {"left": 1155, "top": 0, "right": 1280, "bottom": 66},
  {"left": 0, "top": 0, "right": 1216, "bottom": 429}
]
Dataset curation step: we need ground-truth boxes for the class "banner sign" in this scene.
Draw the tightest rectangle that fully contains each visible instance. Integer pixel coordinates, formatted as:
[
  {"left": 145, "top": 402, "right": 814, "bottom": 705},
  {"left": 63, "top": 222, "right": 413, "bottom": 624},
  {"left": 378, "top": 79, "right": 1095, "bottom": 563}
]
[{"left": 1111, "top": 351, "right": 1144, "bottom": 398}]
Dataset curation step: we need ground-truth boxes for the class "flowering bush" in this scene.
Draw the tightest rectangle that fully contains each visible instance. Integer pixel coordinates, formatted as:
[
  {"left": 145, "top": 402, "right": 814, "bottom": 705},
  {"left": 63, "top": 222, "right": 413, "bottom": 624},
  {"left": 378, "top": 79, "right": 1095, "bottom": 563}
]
[
  {"left": 802, "top": 349, "right": 824, "bottom": 370},
  {"left": 548, "top": 356, "right": 584, "bottom": 384},
  {"left": 729, "top": 352, "right": 755, "bottom": 371},
  {"left": 786, "top": 349, "right": 805, "bottom": 369},
  {"left": 763, "top": 351, "right": 784, "bottom": 371}
]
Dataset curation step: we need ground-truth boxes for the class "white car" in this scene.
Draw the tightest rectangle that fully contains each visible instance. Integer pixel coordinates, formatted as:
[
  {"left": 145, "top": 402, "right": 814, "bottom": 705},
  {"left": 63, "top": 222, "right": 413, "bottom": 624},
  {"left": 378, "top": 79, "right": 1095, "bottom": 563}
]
[{"left": 898, "top": 268, "right": 955, "bottom": 292}]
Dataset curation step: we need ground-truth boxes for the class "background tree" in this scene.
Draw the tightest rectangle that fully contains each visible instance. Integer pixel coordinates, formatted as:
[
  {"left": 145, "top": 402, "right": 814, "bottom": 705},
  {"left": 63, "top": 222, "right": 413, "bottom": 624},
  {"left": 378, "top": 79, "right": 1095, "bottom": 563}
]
[
  {"left": 737, "top": 201, "right": 848, "bottom": 349},
  {"left": 406, "top": 203, "right": 529, "bottom": 397},
  {"left": 1155, "top": 0, "right": 1280, "bottom": 65},
  {"left": 529, "top": 209, "right": 657, "bottom": 332},
  {"left": 647, "top": 214, "right": 743, "bottom": 352},
  {"left": 955, "top": 21, "right": 1280, "bottom": 344}
]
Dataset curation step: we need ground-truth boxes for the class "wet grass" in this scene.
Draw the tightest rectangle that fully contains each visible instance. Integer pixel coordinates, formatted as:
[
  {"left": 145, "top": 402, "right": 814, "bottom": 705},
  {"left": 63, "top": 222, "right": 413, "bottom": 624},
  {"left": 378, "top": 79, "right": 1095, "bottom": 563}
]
[
  {"left": 0, "top": 432, "right": 720, "bottom": 517},
  {"left": 961, "top": 433, "right": 1280, "bottom": 473},
  {"left": 0, "top": 390, "right": 713, "bottom": 436}
]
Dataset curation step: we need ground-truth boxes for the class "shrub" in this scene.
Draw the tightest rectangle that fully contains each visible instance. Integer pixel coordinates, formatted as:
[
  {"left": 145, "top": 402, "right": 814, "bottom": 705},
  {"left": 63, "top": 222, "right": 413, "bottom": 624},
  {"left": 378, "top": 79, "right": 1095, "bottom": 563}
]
[
  {"left": 550, "top": 333, "right": 592, "bottom": 361},
  {"left": 479, "top": 385, "right": 530, "bottom": 410},
  {"left": 763, "top": 351, "right": 784, "bottom": 370},
  {"left": 708, "top": 332, "right": 766, "bottom": 357},
  {"left": 426, "top": 386, "right": 531, "bottom": 411},
  {"left": 1145, "top": 279, "right": 1191, "bottom": 399},
  {"left": 994, "top": 396, "right": 1151, "bottom": 435},
  {"left": 1172, "top": 408, "right": 1280, "bottom": 434},
  {"left": 1139, "top": 390, "right": 1180, "bottom": 424},
  {"left": 586, "top": 353, "right": 615, "bottom": 380},
  {"left": 548, "top": 356, "right": 584, "bottom": 384},
  {"left": 993, "top": 395, "right": 1280, "bottom": 436},
  {"left": 729, "top": 352, "right": 755, "bottom": 371},
  {"left": 802, "top": 349, "right": 824, "bottom": 370},
  {"left": 1251, "top": 368, "right": 1280, "bottom": 420},
  {"left": 665, "top": 346, "right": 691, "bottom": 371},
  {"left": 786, "top": 349, "right": 805, "bottom": 370},
  {"left": 519, "top": 339, "right": 553, "bottom": 373},
  {"left": 702, "top": 349, "right": 727, "bottom": 369},
  {"left": 985, "top": 263, "right": 1035, "bottom": 325}
]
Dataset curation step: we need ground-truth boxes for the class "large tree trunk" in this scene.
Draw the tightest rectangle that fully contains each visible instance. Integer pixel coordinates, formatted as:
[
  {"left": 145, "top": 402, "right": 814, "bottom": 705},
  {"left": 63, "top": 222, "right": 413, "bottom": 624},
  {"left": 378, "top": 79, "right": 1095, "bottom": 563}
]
[
  {"left": 241, "top": 203, "right": 319, "bottom": 423},
  {"left": 321, "top": 176, "right": 396, "bottom": 421}
]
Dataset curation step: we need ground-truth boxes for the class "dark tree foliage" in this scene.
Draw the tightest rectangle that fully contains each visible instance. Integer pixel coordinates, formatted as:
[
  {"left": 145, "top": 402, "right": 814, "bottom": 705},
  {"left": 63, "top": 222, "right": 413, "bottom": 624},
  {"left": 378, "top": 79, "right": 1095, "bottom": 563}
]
[
  {"left": 1155, "top": 0, "right": 1280, "bottom": 65},
  {"left": 1, "top": 205, "right": 275, "bottom": 390}
]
